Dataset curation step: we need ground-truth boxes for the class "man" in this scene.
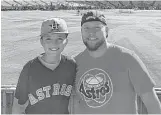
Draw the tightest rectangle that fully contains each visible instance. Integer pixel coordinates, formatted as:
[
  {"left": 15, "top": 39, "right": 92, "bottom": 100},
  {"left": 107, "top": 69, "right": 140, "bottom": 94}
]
[{"left": 71, "top": 10, "right": 161, "bottom": 114}]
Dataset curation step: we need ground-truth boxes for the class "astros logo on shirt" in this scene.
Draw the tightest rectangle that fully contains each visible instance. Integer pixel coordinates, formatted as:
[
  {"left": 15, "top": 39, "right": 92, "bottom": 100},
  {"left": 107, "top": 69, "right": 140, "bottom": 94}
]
[{"left": 78, "top": 68, "right": 113, "bottom": 108}]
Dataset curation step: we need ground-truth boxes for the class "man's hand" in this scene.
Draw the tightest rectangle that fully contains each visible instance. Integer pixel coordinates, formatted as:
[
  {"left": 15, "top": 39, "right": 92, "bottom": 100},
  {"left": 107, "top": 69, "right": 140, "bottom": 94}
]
[{"left": 141, "top": 88, "right": 161, "bottom": 114}]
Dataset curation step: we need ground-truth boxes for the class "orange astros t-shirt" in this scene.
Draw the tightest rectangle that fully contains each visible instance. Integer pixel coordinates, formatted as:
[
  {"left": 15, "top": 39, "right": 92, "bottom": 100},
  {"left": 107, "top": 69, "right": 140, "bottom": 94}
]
[{"left": 73, "top": 44, "right": 155, "bottom": 114}]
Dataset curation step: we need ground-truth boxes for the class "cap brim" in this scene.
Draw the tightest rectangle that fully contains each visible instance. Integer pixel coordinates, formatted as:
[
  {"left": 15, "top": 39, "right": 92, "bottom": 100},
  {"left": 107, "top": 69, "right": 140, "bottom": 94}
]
[
  {"left": 40, "top": 31, "right": 69, "bottom": 37},
  {"left": 53, "top": 32, "right": 69, "bottom": 34}
]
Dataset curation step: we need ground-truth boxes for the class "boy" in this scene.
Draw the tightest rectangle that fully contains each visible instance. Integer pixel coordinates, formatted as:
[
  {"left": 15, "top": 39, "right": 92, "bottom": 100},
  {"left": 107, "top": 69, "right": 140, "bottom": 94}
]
[{"left": 12, "top": 18, "right": 76, "bottom": 114}]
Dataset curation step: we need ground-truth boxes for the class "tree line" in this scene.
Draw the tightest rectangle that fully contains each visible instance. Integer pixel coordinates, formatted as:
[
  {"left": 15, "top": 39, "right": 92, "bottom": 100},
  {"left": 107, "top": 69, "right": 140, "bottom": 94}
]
[{"left": 1, "top": 1, "right": 161, "bottom": 11}]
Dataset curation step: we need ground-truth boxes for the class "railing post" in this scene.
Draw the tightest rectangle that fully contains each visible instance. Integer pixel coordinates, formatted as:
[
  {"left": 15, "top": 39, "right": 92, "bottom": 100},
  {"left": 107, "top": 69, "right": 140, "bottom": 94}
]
[
  {"left": 1, "top": 85, "right": 16, "bottom": 114},
  {"left": 1, "top": 90, "right": 6, "bottom": 114},
  {"left": 5, "top": 91, "right": 15, "bottom": 114}
]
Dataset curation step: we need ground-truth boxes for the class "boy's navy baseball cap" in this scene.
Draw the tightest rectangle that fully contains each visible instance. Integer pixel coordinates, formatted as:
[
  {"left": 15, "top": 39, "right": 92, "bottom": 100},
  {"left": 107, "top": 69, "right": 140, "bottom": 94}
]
[
  {"left": 41, "top": 18, "right": 69, "bottom": 37},
  {"left": 81, "top": 10, "right": 107, "bottom": 26}
]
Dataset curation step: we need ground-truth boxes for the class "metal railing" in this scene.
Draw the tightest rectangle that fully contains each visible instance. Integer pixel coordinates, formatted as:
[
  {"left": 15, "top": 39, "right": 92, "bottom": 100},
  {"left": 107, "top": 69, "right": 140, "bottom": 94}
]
[
  {"left": 1, "top": 85, "right": 161, "bottom": 114},
  {"left": 1, "top": 85, "right": 16, "bottom": 114}
]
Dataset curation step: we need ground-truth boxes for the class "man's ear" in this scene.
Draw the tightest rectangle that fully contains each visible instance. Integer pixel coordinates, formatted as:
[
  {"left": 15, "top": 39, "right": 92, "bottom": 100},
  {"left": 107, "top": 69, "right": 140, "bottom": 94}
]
[
  {"left": 105, "top": 26, "right": 109, "bottom": 38},
  {"left": 81, "top": 27, "right": 83, "bottom": 33}
]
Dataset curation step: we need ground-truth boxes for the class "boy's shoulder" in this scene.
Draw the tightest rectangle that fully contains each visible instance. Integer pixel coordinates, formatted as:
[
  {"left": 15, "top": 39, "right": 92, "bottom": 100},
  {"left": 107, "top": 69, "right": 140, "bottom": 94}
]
[
  {"left": 23, "top": 57, "right": 39, "bottom": 68},
  {"left": 72, "top": 49, "right": 87, "bottom": 61},
  {"left": 61, "top": 54, "right": 76, "bottom": 65}
]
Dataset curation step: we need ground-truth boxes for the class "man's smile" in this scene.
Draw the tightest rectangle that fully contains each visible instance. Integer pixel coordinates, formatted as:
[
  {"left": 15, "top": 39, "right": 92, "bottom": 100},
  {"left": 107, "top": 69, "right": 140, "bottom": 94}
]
[{"left": 87, "top": 37, "right": 98, "bottom": 41}]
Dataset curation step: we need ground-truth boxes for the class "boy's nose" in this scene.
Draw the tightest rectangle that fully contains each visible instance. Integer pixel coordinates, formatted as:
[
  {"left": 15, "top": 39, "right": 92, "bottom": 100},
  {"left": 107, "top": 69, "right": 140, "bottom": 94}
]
[
  {"left": 50, "top": 39, "right": 63, "bottom": 46},
  {"left": 50, "top": 40, "right": 57, "bottom": 45}
]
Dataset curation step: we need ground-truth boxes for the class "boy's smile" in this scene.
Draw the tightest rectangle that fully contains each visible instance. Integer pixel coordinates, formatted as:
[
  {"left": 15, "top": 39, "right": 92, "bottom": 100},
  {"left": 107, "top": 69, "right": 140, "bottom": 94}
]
[{"left": 49, "top": 48, "right": 60, "bottom": 51}]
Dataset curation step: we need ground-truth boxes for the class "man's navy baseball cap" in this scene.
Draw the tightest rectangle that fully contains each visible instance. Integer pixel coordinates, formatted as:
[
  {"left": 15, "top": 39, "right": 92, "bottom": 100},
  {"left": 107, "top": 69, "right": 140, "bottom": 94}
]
[{"left": 81, "top": 10, "right": 107, "bottom": 26}]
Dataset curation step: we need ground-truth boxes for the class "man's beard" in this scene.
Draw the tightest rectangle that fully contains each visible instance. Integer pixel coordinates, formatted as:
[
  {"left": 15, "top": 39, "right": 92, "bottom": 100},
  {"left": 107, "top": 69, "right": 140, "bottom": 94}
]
[{"left": 83, "top": 39, "right": 105, "bottom": 51}]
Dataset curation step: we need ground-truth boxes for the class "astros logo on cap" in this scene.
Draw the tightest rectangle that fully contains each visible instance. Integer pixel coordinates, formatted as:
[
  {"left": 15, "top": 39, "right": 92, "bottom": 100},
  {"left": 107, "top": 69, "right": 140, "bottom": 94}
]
[
  {"left": 40, "top": 18, "right": 69, "bottom": 37},
  {"left": 50, "top": 21, "right": 59, "bottom": 30},
  {"left": 78, "top": 68, "right": 113, "bottom": 108}
]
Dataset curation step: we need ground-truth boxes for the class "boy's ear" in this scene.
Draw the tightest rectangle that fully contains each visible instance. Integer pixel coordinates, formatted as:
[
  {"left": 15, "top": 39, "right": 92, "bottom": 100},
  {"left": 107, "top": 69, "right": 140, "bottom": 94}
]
[
  {"left": 40, "top": 37, "right": 43, "bottom": 45},
  {"left": 63, "top": 39, "right": 68, "bottom": 46},
  {"left": 105, "top": 26, "right": 109, "bottom": 38}
]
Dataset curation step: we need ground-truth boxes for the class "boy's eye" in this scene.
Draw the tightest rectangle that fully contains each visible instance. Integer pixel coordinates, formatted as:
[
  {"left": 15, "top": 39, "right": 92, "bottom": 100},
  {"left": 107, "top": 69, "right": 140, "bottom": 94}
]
[
  {"left": 58, "top": 38, "right": 64, "bottom": 41},
  {"left": 46, "top": 38, "right": 51, "bottom": 40}
]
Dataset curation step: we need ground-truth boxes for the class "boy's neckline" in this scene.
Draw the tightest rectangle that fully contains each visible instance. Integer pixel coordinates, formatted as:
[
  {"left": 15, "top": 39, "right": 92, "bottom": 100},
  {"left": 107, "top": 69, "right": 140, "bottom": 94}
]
[
  {"left": 38, "top": 54, "right": 62, "bottom": 71},
  {"left": 39, "top": 53, "right": 61, "bottom": 64}
]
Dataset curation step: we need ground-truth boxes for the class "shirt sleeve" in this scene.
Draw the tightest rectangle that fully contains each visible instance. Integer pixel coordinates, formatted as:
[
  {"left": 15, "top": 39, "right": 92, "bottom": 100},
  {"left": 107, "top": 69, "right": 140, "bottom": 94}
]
[
  {"left": 127, "top": 52, "right": 155, "bottom": 96},
  {"left": 15, "top": 61, "right": 30, "bottom": 105}
]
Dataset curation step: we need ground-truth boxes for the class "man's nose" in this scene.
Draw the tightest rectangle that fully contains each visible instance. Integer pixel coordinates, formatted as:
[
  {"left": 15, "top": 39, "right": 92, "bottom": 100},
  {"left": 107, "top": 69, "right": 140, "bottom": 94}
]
[
  {"left": 88, "top": 31, "right": 96, "bottom": 37},
  {"left": 88, "top": 28, "right": 95, "bottom": 33},
  {"left": 88, "top": 28, "right": 98, "bottom": 33}
]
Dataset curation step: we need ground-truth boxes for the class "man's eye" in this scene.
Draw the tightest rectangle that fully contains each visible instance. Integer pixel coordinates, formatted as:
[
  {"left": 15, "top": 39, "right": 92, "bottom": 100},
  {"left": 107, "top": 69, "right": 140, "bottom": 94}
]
[
  {"left": 84, "top": 27, "right": 89, "bottom": 30},
  {"left": 95, "top": 27, "right": 101, "bottom": 29}
]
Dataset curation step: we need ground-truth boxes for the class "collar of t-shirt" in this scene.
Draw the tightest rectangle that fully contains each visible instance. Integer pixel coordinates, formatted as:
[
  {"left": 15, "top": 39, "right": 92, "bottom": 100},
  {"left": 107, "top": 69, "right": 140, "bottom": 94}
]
[{"left": 38, "top": 55, "right": 61, "bottom": 71}]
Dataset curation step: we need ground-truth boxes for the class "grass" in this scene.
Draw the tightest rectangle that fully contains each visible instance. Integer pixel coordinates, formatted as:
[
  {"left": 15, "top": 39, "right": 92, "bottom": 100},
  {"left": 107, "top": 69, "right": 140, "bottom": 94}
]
[{"left": 1, "top": 10, "right": 161, "bottom": 88}]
